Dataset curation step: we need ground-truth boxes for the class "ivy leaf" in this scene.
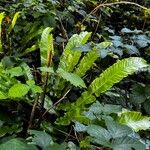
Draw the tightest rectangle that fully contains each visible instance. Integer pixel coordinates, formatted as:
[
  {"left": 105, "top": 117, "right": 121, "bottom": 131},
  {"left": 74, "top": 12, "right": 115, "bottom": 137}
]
[
  {"left": 121, "top": 28, "right": 133, "bottom": 33},
  {"left": 130, "top": 84, "right": 146, "bottom": 104},
  {"left": 105, "top": 119, "right": 132, "bottom": 139},
  {"left": 8, "top": 83, "right": 30, "bottom": 98},
  {"left": 57, "top": 68, "right": 86, "bottom": 88},
  {"left": 143, "top": 100, "right": 150, "bottom": 115},
  {"left": 112, "top": 136, "right": 145, "bottom": 150},
  {"left": 0, "top": 138, "right": 37, "bottom": 150},
  {"left": 28, "top": 130, "right": 53, "bottom": 149},
  {"left": 87, "top": 125, "right": 111, "bottom": 147},
  {"left": 124, "top": 45, "right": 139, "bottom": 55},
  {"left": 118, "top": 111, "right": 150, "bottom": 131}
]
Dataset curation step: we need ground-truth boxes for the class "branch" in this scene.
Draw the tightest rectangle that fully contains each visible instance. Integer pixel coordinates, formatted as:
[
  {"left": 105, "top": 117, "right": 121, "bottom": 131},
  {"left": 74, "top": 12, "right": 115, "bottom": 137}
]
[{"left": 82, "top": 1, "right": 148, "bottom": 23}]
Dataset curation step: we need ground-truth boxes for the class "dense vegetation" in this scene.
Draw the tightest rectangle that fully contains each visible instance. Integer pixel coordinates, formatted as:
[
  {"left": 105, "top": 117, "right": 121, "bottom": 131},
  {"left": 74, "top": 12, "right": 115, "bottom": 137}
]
[{"left": 0, "top": 0, "right": 150, "bottom": 149}]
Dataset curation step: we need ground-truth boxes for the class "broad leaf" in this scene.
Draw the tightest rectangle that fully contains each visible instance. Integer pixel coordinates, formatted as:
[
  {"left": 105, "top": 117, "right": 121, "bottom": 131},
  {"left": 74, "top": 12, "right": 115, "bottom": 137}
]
[
  {"left": 87, "top": 125, "right": 111, "bottom": 147},
  {"left": 105, "top": 119, "right": 132, "bottom": 139},
  {"left": 5, "top": 66, "right": 24, "bottom": 77},
  {"left": 8, "top": 83, "right": 30, "bottom": 98},
  {"left": 112, "top": 136, "right": 145, "bottom": 150},
  {"left": 57, "top": 68, "right": 86, "bottom": 88},
  {"left": 28, "top": 130, "right": 53, "bottom": 149},
  {"left": 39, "top": 27, "right": 53, "bottom": 66},
  {"left": 0, "top": 138, "right": 37, "bottom": 150},
  {"left": 89, "top": 57, "right": 148, "bottom": 97},
  {"left": 130, "top": 84, "right": 147, "bottom": 104},
  {"left": 118, "top": 111, "right": 150, "bottom": 131},
  {"left": 44, "top": 143, "right": 66, "bottom": 150}
]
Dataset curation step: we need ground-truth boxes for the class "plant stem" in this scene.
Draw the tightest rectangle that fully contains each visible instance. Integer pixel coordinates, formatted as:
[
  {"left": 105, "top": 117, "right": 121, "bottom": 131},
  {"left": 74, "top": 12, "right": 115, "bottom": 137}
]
[{"left": 28, "top": 95, "right": 39, "bottom": 129}]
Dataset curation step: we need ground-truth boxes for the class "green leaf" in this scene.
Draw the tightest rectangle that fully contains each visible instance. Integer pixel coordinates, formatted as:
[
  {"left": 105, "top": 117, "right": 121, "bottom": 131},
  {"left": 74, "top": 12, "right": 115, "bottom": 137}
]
[
  {"left": 112, "top": 136, "right": 145, "bottom": 150},
  {"left": 8, "top": 12, "right": 21, "bottom": 34},
  {"left": 129, "top": 84, "right": 147, "bottom": 104},
  {"left": 96, "top": 41, "right": 112, "bottom": 49},
  {"left": 28, "top": 130, "right": 53, "bottom": 149},
  {"left": 75, "top": 47, "right": 99, "bottom": 77},
  {"left": 44, "top": 143, "right": 66, "bottom": 150},
  {"left": 59, "top": 31, "right": 91, "bottom": 72},
  {"left": 39, "top": 27, "right": 53, "bottom": 66},
  {"left": 87, "top": 125, "right": 111, "bottom": 147},
  {"left": 5, "top": 66, "right": 24, "bottom": 77},
  {"left": 0, "top": 91, "right": 8, "bottom": 99},
  {"left": 21, "top": 44, "right": 38, "bottom": 56},
  {"left": 124, "top": 45, "right": 139, "bottom": 55},
  {"left": 0, "top": 12, "right": 5, "bottom": 52},
  {"left": 105, "top": 119, "right": 132, "bottom": 139},
  {"left": 57, "top": 68, "right": 86, "bottom": 88},
  {"left": 89, "top": 57, "right": 148, "bottom": 97},
  {"left": 88, "top": 101, "right": 122, "bottom": 115},
  {"left": 0, "top": 138, "right": 37, "bottom": 150},
  {"left": 39, "top": 67, "right": 54, "bottom": 73},
  {"left": 8, "top": 83, "right": 30, "bottom": 98},
  {"left": 27, "top": 80, "right": 43, "bottom": 94},
  {"left": 118, "top": 111, "right": 150, "bottom": 131},
  {"left": 143, "top": 100, "right": 150, "bottom": 115}
]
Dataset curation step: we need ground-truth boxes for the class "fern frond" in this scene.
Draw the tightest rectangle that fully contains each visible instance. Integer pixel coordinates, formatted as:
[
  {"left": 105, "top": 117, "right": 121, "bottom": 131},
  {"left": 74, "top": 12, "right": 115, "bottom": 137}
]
[
  {"left": 57, "top": 57, "right": 148, "bottom": 125},
  {"left": 8, "top": 12, "right": 21, "bottom": 34},
  {"left": 39, "top": 27, "right": 53, "bottom": 66},
  {"left": 89, "top": 57, "right": 148, "bottom": 97},
  {"left": 59, "top": 32, "right": 91, "bottom": 72},
  {"left": 75, "top": 47, "right": 99, "bottom": 77},
  {"left": 0, "top": 12, "right": 5, "bottom": 52},
  {"left": 57, "top": 68, "right": 86, "bottom": 88}
]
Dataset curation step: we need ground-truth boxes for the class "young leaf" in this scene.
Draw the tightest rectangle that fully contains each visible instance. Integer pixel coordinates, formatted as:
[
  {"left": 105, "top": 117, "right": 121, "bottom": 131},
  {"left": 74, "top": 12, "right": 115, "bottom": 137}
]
[
  {"left": 89, "top": 57, "right": 148, "bottom": 97},
  {"left": 118, "top": 111, "right": 150, "bottom": 131},
  {"left": 21, "top": 44, "right": 38, "bottom": 56},
  {"left": 39, "top": 27, "right": 53, "bottom": 66},
  {"left": 0, "top": 12, "right": 5, "bottom": 52},
  {"left": 8, "top": 12, "right": 21, "bottom": 34},
  {"left": 8, "top": 83, "right": 30, "bottom": 98},
  {"left": 59, "top": 32, "right": 91, "bottom": 72},
  {"left": 75, "top": 47, "right": 99, "bottom": 77},
  {"left": 57, "top": 68, "right": 86, "bottom": 88},
  {"left": 0, "top": 138, "right": 38, "bottom": 150}
]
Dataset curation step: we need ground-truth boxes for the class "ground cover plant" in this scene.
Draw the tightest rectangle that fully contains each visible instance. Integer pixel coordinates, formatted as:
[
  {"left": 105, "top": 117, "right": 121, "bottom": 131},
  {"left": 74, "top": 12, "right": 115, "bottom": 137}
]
[{"left": 0, "top": 0, "right": 150, "bottom": 150}]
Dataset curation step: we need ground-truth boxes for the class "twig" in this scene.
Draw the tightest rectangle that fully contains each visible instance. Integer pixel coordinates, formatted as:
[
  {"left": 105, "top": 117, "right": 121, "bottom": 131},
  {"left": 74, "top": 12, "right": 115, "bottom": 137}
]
[
  {"left": 82, "top": 1, "right": 148, "bottom": 23},
  {"left": 42, "top": 89, "right": 70, "bottom": 118},
  {"left": 28, "top": 95, "right": 39, "bottom": 128}
]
